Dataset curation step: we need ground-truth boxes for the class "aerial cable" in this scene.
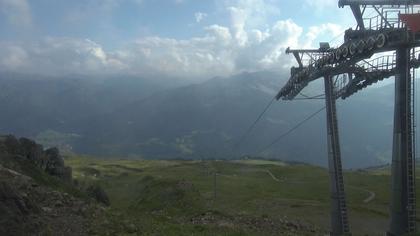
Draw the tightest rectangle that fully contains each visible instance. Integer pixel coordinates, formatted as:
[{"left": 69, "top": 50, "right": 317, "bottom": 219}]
[
  {"left": 256, "top": 106, "right": 326, "bottom": 155},
  {"left": 297, "top": 92, "right": 325, "bottom": 100},
  {"left": 299, "top": 92, "right": 325, "bottom": 98},
  {"left": 294, "top": 97, "right": 325, "bottom": 100},
  {"left": 299, "top": 92, "right": 310, "bottom": 98},
  {"left": 234, "top": 96, "right": 276, "bottom": 149},
  {"left": 328, "top": 31, "right": 346, "bottom": 46}
]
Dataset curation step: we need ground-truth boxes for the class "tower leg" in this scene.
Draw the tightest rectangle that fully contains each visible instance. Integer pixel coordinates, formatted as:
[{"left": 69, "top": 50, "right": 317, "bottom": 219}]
[
  {"left": 389, "top": 48, "right": 416, "bottom": 235},
  {"left": 324, "top": 76, "right": 351, "bottom": 236}
]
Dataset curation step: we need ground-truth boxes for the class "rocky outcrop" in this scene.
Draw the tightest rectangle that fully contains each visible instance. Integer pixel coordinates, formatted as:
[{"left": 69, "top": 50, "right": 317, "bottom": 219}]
[
  {"left": 0, "top": 136, "right": 119, "bottom": 235},
  {"left": 45, "top": 147, "right": 72, "bottom": 182},
  {"left": 0, "top": 135, "right": 72, "bottom": 183},
  {"left": 0, "top": 164, "right": 101, "bottom": 236},
  {"left": 19, "top": 137, "right": 45, "bottom": 167}
]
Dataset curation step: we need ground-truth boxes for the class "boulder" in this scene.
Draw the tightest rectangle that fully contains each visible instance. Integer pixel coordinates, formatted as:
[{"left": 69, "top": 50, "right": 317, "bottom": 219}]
[
  {"left": 45, "top": 147, "right": 66, "bottom": 178},
  {"left": 86, "top": 185, "right": 110, "bottom": 206},
  {"left": 1, "top": 135, "right": 23, "bottom": 156},
  {"left": 19, "top": 138, "right": 45, "bottom": 168}
]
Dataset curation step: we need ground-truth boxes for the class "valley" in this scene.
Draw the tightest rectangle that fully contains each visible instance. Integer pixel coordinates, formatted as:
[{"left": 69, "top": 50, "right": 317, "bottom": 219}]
[{"left": 0, "top": 72, "right": 404, "bottom": 168}]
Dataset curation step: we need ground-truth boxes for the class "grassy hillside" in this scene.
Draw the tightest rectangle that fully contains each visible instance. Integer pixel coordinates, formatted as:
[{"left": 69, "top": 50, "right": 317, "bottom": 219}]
[{"left": 66, "top": 157, "right": 420, "bottom": 235}]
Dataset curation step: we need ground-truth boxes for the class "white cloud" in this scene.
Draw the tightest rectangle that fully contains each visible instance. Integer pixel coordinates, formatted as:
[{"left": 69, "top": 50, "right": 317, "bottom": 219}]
[
  {"left": 195, "top": 12, "right": 208, "bottom": 23},
  {"left": 0, "top": 18, "right": 304, "bottom": 79},
  {"left": 0, "top": 0, "right": 32, "bottom": 26},
  {"left": 205, "top": 25, "right": 232, "bottom": 44},
  {"left": 221, "top": 0, "right": 281, "bottom": 29},
  {"left": 305, "top": 23, "right": 346, "bottom": 48},
  {"left": 3, "top": 32, "right": 321, "bottom": 80},
  {"left": 0, "top": 44, "right": 28, "bottom": 69},
  {"left": 0, "top": 38, "right": 126, "bottom": 75},
  {"left": 0, "top": 0, "right": 349, "bottom": 80}
]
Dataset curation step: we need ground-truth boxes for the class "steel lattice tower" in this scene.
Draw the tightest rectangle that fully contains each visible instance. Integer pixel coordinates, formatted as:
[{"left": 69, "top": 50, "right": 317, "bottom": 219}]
[{"left": 276, "top": 0, "right": 420, "bottom": 235}]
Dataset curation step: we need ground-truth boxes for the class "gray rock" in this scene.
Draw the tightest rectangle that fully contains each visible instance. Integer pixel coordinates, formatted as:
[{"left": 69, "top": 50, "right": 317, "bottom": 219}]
[
  {"left": 125, "top": 223, "right": 137, "bottom": 233},
  {"left": 2, "top": 135, "right": 23, "bottom": 156},
  {"left": 45, "top": 147, "right": 67, "bottom": 179},
  {"left": 0, "top": 135, "right": 72, "bottom": 182},
  {"left": 0, "top": 181, "right": 30, "bottom": 215},
  {"left": 86, "top": 185, "right": 110, "bottom": 206},
  {"left": 19, "top": 138, "right": 45, "bottom": 168}
]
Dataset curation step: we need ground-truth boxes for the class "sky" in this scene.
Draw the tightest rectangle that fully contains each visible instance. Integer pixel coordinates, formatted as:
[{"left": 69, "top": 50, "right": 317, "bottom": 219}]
[{"left": 0, "top": 0, "right": 356, "bottom": 80}]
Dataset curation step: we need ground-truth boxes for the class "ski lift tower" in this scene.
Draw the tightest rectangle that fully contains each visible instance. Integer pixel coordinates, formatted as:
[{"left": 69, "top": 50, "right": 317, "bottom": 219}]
[{"left": 276, "top": 0, "right": 420, "bottom": 235}]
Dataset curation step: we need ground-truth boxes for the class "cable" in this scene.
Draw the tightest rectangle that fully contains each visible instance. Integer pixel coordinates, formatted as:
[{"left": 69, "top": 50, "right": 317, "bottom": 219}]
[
  {"left": 256, "top": 106, "right": 326, "bottom": 155},
  {"left": 299, "top": 92, "right": 310, "bottom": 98},
  {"left": 234, "top": 96, "right": 276, "bottom": 149},
  {"left": 297, "top": 92, "right": 325, "bottom": 100},
  {"left": 294, "top": 97, "right": 325, "bottom": 100},
  {"left": 328, "top": 30, "right": 346, "bottom": 46}
]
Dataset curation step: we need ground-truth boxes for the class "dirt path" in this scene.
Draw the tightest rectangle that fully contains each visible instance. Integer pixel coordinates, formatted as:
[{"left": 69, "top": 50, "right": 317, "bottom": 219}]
[
  {"left": 347, "top": 186, "right": 376, "bottom": 203},
  {"left": 362, "top": 190, "right": 376, "bottom": 203},
  {"left": 265, "top": 170, "right": 280, "bottom": 182},
  {"left": 264, "top": 169, "right": 376, "bottom": 204}
]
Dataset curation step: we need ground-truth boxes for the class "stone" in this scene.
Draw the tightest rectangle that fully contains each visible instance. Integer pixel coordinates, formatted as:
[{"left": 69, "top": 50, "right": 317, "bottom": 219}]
[
  {"left": 1, "top": 135, "right": 22, "bottom": 156},
  {"left": 19, "top": 138, "right": 44, "bottom": 166},
  {"left": 45, "top": 147, "right": 66, "bottom": 178},
  {"left": 86, "top": 185, "right": 110, "bottom": 206},
  {"left": 125, "top": 223, "right": 137, "bottom": 233},
  {"left": 0, "top": 135, "right": 73, "bottom": 183},
  {"left": 0, "top": 181, "right": 29, "bottom": 215}
]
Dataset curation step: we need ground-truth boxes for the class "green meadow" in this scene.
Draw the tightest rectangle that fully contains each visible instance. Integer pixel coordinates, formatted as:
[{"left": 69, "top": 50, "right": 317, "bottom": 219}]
[{"left": 66, "top": 156, "right": 420, "bottom": 236}]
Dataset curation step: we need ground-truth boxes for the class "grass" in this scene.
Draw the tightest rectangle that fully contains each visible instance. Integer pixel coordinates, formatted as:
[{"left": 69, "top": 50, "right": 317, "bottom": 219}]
[{"left": 66, "top": 156, "right": 420, "bottom": 236}]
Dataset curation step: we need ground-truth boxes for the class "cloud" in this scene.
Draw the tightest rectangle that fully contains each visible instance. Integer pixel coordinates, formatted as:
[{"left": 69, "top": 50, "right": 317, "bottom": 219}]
[
  {"left": 221, "top": 0, "right": 281, "bottom": 29},
  {"left": 0, "top": 44, "right": 28, "bottom": 69},
  {"left": 195, "top": 12, "right": 208, "bottom": 23},
  {"left": 0, "top": 0, "right": 32, "bottom": 27},
  {"left": 0, "top": 0, "right": 348, "bottom": 80},
  {"left": 0, "top": 19, "right": 303, "bottom": 79},
  {"left": 305, "top": 23, "right": 345, "bottom": 48},
  {"left": 0, "top": 38, "right": 126, "bottom": 75},
  {"left": 205, "top": 25, "right": 232, "bottom": 44},
  {"left": 127, "top": 0, "right": 305, "bottom": 78}
]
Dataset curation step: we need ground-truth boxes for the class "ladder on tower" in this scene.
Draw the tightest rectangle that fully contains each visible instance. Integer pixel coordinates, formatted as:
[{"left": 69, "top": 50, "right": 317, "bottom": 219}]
[
  {"left": 328, "top": 79, "right": 350, "bottom": 234},
  {"left": 407, "top": 51, "right": 417, "bottom": 233},
  {"left": 332, "top": 98, "right": 350, "bottom": 233}
]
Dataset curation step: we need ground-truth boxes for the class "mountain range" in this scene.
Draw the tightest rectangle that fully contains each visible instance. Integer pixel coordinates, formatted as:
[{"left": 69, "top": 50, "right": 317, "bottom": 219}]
[{"left": 0, "top": 71, "right": 407, "bottom": 168}]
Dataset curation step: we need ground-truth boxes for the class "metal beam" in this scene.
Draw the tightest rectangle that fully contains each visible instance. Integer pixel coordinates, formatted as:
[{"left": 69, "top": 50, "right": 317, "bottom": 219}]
[
  {"left": 324, "top": 76, "right": 350, "bottom": 236},
  {"left": 286, "top": 48, "right": 321, "bottom": 54},
  {"left": 292, "top": 52, "right": 303, "bottom": 68},
  {"left": 336, "top": 69, "right": 396, "bottom": 99},
  {"left": 372, "top": 5, "right": 393, "bottom": 28},
  {"left": 350, "top": 5, "right": 365, "bottom": 30},
  {"left": 285, "top": 47, "right": 324, "bottom": 68},
  {"left": 339, "top": 0, "right": 420, "bottom": 7},
  {"left": 277, "top": 29, "right": 420, "bottom": 100}
]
